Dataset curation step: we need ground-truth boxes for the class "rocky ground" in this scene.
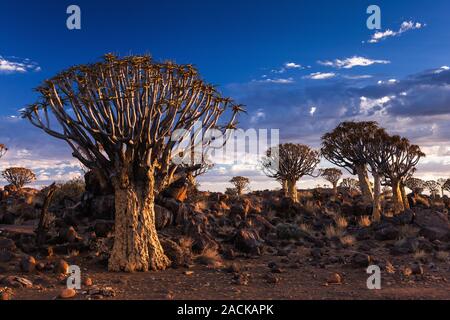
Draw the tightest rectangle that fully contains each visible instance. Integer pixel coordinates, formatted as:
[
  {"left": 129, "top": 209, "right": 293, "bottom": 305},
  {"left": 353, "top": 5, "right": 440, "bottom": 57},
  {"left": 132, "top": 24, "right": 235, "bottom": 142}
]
[{"left": 1, "top": 181, "right": 450, "bottom": 300}]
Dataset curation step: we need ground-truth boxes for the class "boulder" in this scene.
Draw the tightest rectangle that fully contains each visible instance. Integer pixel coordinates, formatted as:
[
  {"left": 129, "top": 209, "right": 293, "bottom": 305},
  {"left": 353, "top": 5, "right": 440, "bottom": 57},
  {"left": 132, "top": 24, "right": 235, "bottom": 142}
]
[
  {"left": 374, "top": 224, "right": 399, "bottom": 241},
  {"left": 160, "top": 238, "right": 186, "bottom": 267},
  {"left": 234, "top": 228, "right": 262, "bottom": 255},
  {"left": 20, "top": 256, "right": 36, "bottom": 273},
  {"left": 414, "top": 209, "right": 450, "bottom": 241},
  {"left": 276, "top": 223, "right": 311, "bottom": 241},
  {"left": 94, "top": 220, "right": 114, "bottom": 238},
  {"left": 390, "top": 237, "right": 419, "bottom": 255},
  {"left": 351, "top": 253, "right": 371, "bottom": 268}
]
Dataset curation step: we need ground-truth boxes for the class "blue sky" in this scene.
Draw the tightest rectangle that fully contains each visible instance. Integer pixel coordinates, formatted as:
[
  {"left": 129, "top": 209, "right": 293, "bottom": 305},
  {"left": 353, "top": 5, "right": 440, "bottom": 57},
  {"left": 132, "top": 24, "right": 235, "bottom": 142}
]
[{"left": 1, "top": 0, "right": 449, "bottom": 191}]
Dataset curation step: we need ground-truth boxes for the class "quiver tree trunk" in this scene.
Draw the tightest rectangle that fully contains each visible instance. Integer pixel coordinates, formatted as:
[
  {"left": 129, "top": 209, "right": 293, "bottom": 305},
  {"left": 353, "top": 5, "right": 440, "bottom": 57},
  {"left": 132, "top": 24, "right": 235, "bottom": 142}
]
[
  {"left": 355, "top": 165, "right": 373, "bottom": 204},
  {"left": 281, "top": 180, "right": 288, "bottom": 197},
  {"left": 332, "top": 183, "right": 338, "bottom": 197},
  {"left": 372, "top": 173, "right": 381, "bottom": 221},
  {"left": 400, "top": 183, "right": 410, "bottom": 210},
  {"left": 287, "top": 179, "right": 298, "bottom": 203},
  {"left": 108, "top": 170, "right": 170, "bottom": 272},
  {"left": 391, "top": 179, "right": 405, "bottom": 214}
]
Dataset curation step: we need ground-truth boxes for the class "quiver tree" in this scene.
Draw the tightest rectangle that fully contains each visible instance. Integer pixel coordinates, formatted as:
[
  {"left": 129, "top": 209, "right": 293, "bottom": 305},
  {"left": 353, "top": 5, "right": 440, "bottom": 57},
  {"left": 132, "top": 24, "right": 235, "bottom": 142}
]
[
  {"left": 2, "top": 167, "right": 36, "bottom": 189},
  {"left": 425, "top": 180, "right": 440, "bottom": 199},
  {"left": 262, "top": 143, "right": 320, "bottom": 203},
  {"left": 277, "top": 178, "right": 288, "bottom": 196},
  {"left": 365, "top": 131, "right": 424, "bottom": 214},
  {"left": 229, "top": 176, "right": 250, "bottom": 196},
  {"left": 0, "top": 144, "right": 7, "bottom": 159},
  {"left": 321, "top": 121, "right": 381, "bottom": 204},
  {"left": 443, "top": 179, "right": 450, "bottom": 196},
  {"left": 437, "top": 178, "right": 448, "bottom": 197},
  {"left": 405, "top": 177, "right": 426, "bottom": 195},
  {"left": 22, "top": 55, "right": 241, "bottom": 272},
  {"left": 340, "top": 177, "right": 360, "bottom": 192},
  {"left": 319, "top": 168, "right": 342, "bottom": 196}
]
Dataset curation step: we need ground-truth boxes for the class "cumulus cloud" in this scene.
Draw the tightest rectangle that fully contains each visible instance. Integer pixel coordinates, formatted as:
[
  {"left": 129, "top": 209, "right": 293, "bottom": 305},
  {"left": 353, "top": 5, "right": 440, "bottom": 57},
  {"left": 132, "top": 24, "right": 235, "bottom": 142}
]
[
  {"left": 0, "top": 56, "right": 41, "bottom": 74},
  {"left": 284, "top": 62, "right": 302, "bottom": 69},
  {"left": 368, "top": 21, "right": 425, "bottom": 43},
  {"left": 304, "top": 72, "right": 336, "bottom": 80},
  {"left": 318, "top": 56, "right": 390, "bottom": 69}
]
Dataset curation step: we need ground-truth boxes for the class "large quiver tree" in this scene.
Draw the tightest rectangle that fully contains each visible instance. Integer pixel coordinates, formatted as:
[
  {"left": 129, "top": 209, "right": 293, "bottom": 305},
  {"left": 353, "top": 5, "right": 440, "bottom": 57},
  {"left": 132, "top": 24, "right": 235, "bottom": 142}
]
[
  {"left": 22, "top": 55, "right": 241, "bottom": 272},
  {"left": 321, "top": 121, "right": 380, "bottom": 204},
  {"left": 365, "top": 131, "right": 424, "bottom": 214}
]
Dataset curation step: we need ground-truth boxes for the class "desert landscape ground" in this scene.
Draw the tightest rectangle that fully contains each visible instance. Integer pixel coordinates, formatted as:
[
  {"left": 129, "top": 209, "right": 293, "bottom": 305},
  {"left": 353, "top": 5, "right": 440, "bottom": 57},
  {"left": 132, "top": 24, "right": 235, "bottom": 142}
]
[
  {"left": 1, "top": 0, "right": 450, "bottom": 305},
  {"left": 1, "top": 175, "right": 450, "bottom": 300}
]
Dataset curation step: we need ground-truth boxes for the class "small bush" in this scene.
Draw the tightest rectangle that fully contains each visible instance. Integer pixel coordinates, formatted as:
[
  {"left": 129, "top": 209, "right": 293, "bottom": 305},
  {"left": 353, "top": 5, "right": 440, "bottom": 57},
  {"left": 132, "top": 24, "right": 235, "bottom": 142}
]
[
  {"left": 52, "top": 177, "right": 85, "bottom": 205},
  {"left": 358, "top": 215, "right": 371, "bottom": 227},
  {"left": 334, "top": 215, "right": 348, "bottom": 229},
  {"left": 325, "top": 225, "right": 344, "bottom": 239}
]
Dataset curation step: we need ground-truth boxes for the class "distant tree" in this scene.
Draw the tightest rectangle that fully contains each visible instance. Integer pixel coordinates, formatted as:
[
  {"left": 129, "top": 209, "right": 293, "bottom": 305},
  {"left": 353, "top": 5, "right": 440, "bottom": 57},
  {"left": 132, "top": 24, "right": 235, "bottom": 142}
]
[
  {"left": 405, "top": 177, "right": 426, "bottom": 195},
  {"left": 0, "top": 144, "right": 7, "bottom": 159},
  {"left": 262, "top": 143, "right": 320, "bottom": 203},
  {"left": 321, "top": 121, "right": 381, "bottom": 204},
  {"left": 320, "top": 168, "right": 342, "bottom": 196},
  {"left": 22, "top": 55, "right": 241, "bottom": 272},
  {"left": 340, "top": 178, "right": 360, "bottom": 192},
  {"left": 2, "top": 167, "right": 36, "bottom": 189},
  {"left": 225, "top": 187, "right": 238, "bottom": 197},
  {"left": 437, "top": 178, "right": 449, "bottom": 197},
  {"left": 229, "top": 176, "right": 250, "bottom": 196},
  {"left": 443, "top": 179, "right": 450, "bottom": 196},
  {"left": 425, "top": 180, "right": 440, "bottom": 199}
]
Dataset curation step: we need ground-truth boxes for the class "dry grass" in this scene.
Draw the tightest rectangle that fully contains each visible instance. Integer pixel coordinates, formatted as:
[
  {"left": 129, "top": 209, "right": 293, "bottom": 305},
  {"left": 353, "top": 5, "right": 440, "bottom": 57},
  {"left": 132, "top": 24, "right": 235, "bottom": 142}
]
[
  {"left": 299, "top": 223, "right": 313, "bottom": 235},
  {"left": 334, "top": 215, "right": 348, "bottom": 229},
  {"left": 413, "top": 250, "right": 427, "bottom": 261},
  {"left": 398, "top": 225, "right": 420, "bottom": 239},
  {"left": 340, "top": 235, "right": 356, "bottom": 247},
  {"left": 325, "top": 225, "right": 344, "bottom": 239},
  {"left": 178, "top": 237, "right": 194, "bottom": 250},
  {"left": 358, "top": 215, "right": 371, "bottom": 228},
  {"left": 435, "top": 251, "right": 449, "bottom": 262},
  {"left": 195, "top": 247, "right": 223, "bottom": 268}
]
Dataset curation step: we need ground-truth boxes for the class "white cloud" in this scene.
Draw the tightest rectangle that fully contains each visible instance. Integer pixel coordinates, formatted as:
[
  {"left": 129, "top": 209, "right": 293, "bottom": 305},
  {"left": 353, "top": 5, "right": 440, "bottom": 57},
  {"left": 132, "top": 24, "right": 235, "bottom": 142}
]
[
  {"left": 284, "top": 62, "right": 302, "bottom": 69},
  {"left": 256, "top": 77, "right": 294, "bottom": 84},
  {"left": 359, "top": 95, "right": 395, "bottom": 115},
  {"left": 250, "top": 109, "right": 266, "bottom": 123},
  {"left": 318, "top": 56, "right": 390, "bottom": 69},
  {"left": 342, "top": 74, "right": 373, "bottom": 80},
  {"left": 435, "top": 66, "right": 450, "bottom": 74},
  {"left": 0, "top": 56, "right": 41, "bottom": 74},
  {"left": 305, "top": 72, "right": 336, "bottom": 80},
  {"left": 368, "top": 21, "right": 425, "bottom": 43}
]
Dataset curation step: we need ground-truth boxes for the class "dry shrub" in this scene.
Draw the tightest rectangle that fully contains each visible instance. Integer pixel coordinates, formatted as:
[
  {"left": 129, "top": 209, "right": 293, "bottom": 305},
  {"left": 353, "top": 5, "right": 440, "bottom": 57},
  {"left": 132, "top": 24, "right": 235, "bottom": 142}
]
[
  {"left": 325, "top": 225, "right": 344, "bottom": 239},
  {"left": 358, "top": 215, "right": 371, "bottom": 228},
  {"left": 193, "top": 200, "right": 208, "bottom": 212},
  {"left": 340, "top": 235, "right": 356, "bottom": 247},
  {"left": 413, "top": 250, "right": 427, "bottom": 261},
  {"left": 435, "top": 251, "right": 449, "bottom": 262},
  {"left": 299, "top": 223, "right": 313, "bottom": 235},
  {"left": 178, "top": 237, "right": 194, "bottom": 250},
  {"left": 195, "top": 247, "right": 223, "bottom": 268},
  {"left": 398, "top": 225, "right": 420, "bottom": 239},
  {"left": 334, "top": 215, "right": 348, "bottom": 229},
  {"left": 52, "top": 177, "right": 85, "bottom": 205}
]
